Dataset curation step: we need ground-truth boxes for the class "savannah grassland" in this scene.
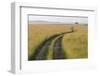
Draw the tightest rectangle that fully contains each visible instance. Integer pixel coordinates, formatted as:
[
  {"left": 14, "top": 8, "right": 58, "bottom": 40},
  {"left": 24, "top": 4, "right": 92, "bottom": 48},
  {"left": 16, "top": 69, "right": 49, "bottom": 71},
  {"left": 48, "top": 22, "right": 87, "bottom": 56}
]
[{"left": 28, "top": 24, "right": 88, "bottom": 60}]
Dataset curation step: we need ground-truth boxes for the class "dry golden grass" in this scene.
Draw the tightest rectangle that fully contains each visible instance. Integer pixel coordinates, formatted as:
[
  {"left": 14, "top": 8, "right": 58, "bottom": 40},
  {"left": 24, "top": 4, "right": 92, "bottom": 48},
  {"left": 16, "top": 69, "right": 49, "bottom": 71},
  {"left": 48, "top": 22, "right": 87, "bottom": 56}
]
[
  {"left": 28, "top": 24, "right": 88, "bottom": 59},
  {"left": 62, "top": 25, "right": 88, "bottom": 59}
]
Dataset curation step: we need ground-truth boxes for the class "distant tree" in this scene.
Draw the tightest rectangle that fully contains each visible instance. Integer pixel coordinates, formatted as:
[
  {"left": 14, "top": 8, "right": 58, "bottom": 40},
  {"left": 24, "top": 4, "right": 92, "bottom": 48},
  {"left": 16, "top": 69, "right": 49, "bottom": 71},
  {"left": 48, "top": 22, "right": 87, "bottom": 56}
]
[{"left": 75, "top": 22, "right": 79, "bottom": 24}]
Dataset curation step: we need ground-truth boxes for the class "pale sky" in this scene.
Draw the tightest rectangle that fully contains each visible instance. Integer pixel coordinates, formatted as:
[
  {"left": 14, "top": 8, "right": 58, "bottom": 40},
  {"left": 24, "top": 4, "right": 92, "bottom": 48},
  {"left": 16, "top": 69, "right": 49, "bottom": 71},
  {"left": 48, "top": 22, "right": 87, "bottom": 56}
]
[{"left": 29, "top": 15, "right": 88, "bottom": 24}]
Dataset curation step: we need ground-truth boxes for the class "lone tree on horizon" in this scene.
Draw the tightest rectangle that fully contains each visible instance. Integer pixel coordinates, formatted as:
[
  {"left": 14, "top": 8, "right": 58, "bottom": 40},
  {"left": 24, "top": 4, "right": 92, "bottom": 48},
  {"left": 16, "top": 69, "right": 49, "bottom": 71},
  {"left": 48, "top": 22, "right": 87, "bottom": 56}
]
[{"left": 75, "top": 22, "right": 79, "bottom": 24}]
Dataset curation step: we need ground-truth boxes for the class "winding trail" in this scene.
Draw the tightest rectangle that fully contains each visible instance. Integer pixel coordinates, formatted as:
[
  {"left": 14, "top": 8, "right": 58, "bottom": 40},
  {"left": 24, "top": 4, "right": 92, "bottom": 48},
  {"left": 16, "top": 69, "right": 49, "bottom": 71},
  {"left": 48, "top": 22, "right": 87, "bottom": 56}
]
[{"left": 29, "top": 31, "right": 73, "bottom": 60}]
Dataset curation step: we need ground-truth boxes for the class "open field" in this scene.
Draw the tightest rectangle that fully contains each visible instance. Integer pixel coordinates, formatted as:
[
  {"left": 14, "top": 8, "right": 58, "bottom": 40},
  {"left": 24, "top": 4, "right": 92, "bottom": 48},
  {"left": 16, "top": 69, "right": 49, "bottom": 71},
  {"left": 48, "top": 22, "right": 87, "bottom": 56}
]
[
  {"left": 62, "top": 25, "right": 88, "bottom": 59},
  {"left": 28, "top": 24, "right": 88, "bottom": 60}
]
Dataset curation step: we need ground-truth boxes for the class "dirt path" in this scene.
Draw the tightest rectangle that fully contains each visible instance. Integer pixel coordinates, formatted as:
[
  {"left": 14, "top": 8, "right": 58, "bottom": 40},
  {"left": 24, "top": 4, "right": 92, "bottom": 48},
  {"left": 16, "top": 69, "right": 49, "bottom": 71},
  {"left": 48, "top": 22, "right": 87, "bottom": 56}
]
[{"left": 30, "top": 31, "right": 73, "bottom": 60}]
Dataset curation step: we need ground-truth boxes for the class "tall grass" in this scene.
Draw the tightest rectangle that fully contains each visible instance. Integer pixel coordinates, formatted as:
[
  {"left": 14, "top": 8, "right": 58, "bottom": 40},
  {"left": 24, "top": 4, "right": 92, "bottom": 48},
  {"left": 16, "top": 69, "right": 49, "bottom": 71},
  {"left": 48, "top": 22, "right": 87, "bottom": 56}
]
[
  {"left": 62, "top": 25, "right": 88, "bottom": 59},
  {"left": 28, "top": 24, "right": 88, "bottom": 59}
]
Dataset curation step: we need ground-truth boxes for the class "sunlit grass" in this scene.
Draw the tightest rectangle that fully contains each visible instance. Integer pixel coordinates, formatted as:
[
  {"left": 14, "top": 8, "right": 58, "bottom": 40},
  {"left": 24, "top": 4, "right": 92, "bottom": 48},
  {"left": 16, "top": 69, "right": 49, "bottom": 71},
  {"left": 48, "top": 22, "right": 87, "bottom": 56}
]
[
  {"left": 62, "top": 25, "right": 88, "bottom": 59},
  {"left": 28, "top": 24, "right": 88, "bottom": 59}
]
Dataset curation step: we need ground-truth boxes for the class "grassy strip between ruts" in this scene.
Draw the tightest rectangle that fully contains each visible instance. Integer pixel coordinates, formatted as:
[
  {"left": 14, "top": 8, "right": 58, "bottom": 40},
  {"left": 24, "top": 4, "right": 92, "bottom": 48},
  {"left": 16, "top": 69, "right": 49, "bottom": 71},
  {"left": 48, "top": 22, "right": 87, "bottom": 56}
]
[{"left": 47, "top": 34, "right": 65, "bottom": 60}]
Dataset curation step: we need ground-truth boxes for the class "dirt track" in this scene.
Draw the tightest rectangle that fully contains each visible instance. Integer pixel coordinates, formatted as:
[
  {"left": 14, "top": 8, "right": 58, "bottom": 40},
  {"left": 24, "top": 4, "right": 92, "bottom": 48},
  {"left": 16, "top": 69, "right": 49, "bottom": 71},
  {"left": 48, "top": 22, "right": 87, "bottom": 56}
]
[{"left": 29, "top": 31, "right": 73, "bottom": 60}]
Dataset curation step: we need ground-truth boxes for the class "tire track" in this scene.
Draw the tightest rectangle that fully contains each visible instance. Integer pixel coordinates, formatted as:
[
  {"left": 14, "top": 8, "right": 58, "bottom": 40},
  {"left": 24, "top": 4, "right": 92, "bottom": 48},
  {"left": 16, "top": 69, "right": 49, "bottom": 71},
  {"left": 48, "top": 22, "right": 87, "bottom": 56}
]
[
  {"left": 35, "top": 39, "right": 52, "bottom": 60},
  {"left": 53, "top": 35, "right": 66, "bottom": 59}
]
